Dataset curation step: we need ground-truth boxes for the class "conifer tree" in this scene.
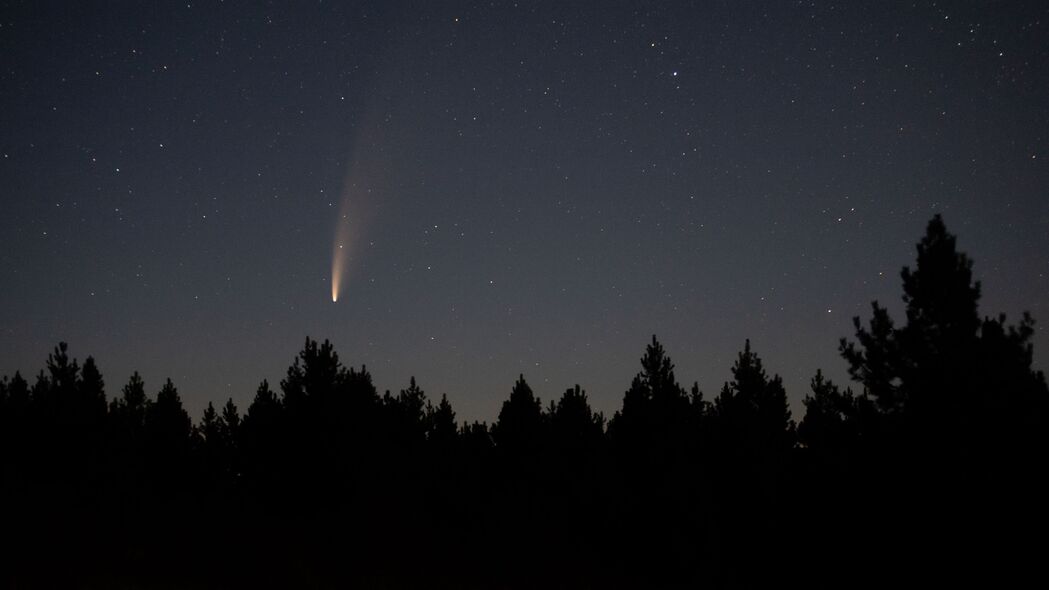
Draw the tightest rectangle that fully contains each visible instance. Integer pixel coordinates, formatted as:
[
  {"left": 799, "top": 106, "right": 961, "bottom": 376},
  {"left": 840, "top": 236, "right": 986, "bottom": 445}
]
[
  {"left": 551, "top": 385, "right": 604, "bottom": 449},
  {"left": 199, "top": 402, "right": 220, "bottom": 443},
  {"left": 492, "top": 374, "right": 543, "bottom": 453},
  {"left": 840, "top": 215, "right": 1049, "bottom": 461},
  {"left": 608, "top": 335, "right": 690, "bottom": 447},
  {"left": 111, "top": 372, "right": 148, "bottom": 435},
  {"left": 798, "top": 370, "right": 865, "bottom": 451},
  {"left": 220, "top": 398, "right": 240, "bottom": 447},
  {"left": 144, "top": 378, "right": 192, "bottom": 463},
  {"left": 714, "top": 340, "right": 795, "bottom": 454},
  {"left": 426, "top": 393, "right": 458, "bottom": 448},
  {"left": 78, "top": 357, "right": 107, "bottom": 423}
]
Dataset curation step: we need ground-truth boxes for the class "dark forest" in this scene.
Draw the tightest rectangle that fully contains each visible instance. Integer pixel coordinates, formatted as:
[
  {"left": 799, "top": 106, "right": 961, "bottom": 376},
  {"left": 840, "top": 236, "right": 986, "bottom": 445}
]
[{"left": 2, "top": 215, "right": 1047, "bottom": 588}]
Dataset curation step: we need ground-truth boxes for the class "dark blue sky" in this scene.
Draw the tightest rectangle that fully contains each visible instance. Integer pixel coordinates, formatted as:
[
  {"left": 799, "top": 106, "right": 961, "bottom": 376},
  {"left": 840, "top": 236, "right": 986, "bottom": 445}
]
[{"left": 2, "top": 1, "right": 1047, "bottom": 422}]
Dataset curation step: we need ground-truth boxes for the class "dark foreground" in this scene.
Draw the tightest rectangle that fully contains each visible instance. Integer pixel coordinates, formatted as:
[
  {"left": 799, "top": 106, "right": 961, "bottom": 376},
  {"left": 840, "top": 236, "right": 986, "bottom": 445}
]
[{"left": 2, "top": 216, "right": 1047, "bottom": 588}]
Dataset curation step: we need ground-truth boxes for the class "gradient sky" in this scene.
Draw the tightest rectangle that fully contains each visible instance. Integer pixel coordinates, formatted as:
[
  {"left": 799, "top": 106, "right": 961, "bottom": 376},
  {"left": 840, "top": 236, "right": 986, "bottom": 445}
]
[{"left": 2, "top": 1, "right": 1047, "bottom": 423}]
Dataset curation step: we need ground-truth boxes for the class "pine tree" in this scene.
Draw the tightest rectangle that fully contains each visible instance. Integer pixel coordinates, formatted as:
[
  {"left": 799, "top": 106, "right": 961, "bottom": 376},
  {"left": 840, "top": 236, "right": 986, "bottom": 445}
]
[
  {"left": 798, "top": 370, "right": 865, "bottom": 451},
  {"left": 220, "top": 397, "right": 241, "bottom": 447},
  {"left": 197, "top": 401, "right": 222, "bottom": 479},
  {"left": 281, "top": 337, "right": 342, "bottom": 410},
  {"left": 841, "top": 215, "right": 1049, "bottom": 436},
  {"left": 426, "top": 393, "right": 458, "bottom": 448},
  {"left": 111, "top": 371, "right": 148, "bottom": 436},
  {"left": 714, "top": 340, "right": 795, "bottom": 454},
  {"left": 492, "top": 374, "right": 543, "bottom": 453},
  {"left": 45, "top": 342, "right": 79, "bottom": 402},
  {"left": 78, "top": 357, "right": 107, "bottom": 424},
  {"left": 551, "top": 385, "right": 604, "bottom": 449},
  {"left": 608, "top": 335, "right": 690, "bottom": 448},
  {"left": 384, "top": 376, "right": 428, "bottom": 444},
  {"left": 199, "top": 402, "right": 221, "bottom": 446},
  {"left": 144, "top": 378, "right": 192, "bottom": 464},
  {"left": 240, "top": 379, "right": 282, "bottom": 480}
]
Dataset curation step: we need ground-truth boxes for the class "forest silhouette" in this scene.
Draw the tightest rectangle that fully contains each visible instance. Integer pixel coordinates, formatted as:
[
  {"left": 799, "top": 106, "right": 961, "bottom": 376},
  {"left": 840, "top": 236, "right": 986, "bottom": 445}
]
[{"left": 2, "top": 215, "right": 1047, "bottom": 588}]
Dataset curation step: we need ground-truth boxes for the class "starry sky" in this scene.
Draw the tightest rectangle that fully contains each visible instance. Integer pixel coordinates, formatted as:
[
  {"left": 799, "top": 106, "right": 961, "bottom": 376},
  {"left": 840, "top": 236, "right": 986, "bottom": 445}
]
[{"left": 2, "top": 1, "right": 1048, "bottom": 423}]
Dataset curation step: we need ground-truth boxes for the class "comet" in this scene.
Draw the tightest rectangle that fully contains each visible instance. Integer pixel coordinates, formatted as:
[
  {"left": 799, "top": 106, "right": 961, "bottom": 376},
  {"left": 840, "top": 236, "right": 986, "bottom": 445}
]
[
  {"left": 330, "top": 132, "right": 395, "bottom": 304},
  {"left": 329, "top": 87, "right": 403, "bottom": 303},
  {"left": 330, "top": 165, "right": 377, "bottom": 304},
  {"left": 330, "top": 159, "right": 359, "bottom": 304},
  {"left": 327, "top": 38, "right": 415, "bottom": 304},
  {"left": 331, "top": 231, "right": 346, "bottom": 303},
  {"left": 331, "top": 209, "right": 350, "bottom": 303}
]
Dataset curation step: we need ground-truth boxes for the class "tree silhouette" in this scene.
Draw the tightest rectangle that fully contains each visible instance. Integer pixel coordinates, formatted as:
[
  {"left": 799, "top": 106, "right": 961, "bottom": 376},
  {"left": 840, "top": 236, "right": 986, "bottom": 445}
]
[
  {"left": 142, "top": 377, "right": 193, "bottom": 527},
  {"left": 198, "top": 401, "right": 221, "bottom": 447},
  {"left": 842, "top": 215, "right": 984, "bottom": 418},
  {"left": 550, "top": 384, "right": 605, "bottom": 449},
  {"left": 219, "top": 397, "right": 240, "bottom": 465},
  {"left": 79, "top": 356, "right": 107, "bottom": 425},
  {"left": 797, "top": 369, "right": 866, "bottom": 452},
  {"left": 196, "top": 400, "right": 235, "bottom": 489},
  {"left": 281, "top": 337, "right": 343, "bottom": 411},
  {"left": 830, "top": 215, "right": 1049, "bottom": 584},
  {"left": 425, "top": 393, "right": 458, "bottom": 448},
  {"left": 144, "top": 379, "right": 192, "bottom": 455},
  {"left": 608, "top": 335, "right": 694, "bottom": 454},
  {"left": 704, "top": 340, "right": 796, "bottom": 586},
  {"left": 108, "top": 370, "right": 149, "bottom": 479},
  {"left": 1, "top": 214, "right": 1047, "bottom": 587},
  {"left": 242, "top": 379, "right": 281, "bottom": 438},
  {"left": 714, "top": 339, "right": 795, "bottom": 455},
  {"left": 111, "top": 372, "right": 147, "bottom": 430},
  {"left": 239, "top": 379, "right": 282, "bottom": 487},
  {"left": 384, "top": 376, "right": 428, "bottom": 446},
  {"left": 461, "top": 420, "right": 493, "bottom": 451},
  {"left": 33, "top": 343, "right": 98, "bottom": 475},
  {"left": 605, "top": 336, "right": 714, "bottom": 585},
  {"left": 491, "top": 374, "right": 543, "bottom": 454},
  {"left": 842, "top": 215, "right": 1049, "bottom": 440}
]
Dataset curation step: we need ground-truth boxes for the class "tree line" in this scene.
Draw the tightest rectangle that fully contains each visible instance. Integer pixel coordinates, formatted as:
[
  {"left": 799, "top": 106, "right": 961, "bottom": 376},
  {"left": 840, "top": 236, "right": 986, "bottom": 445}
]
[{"left": 2, "top": 215, "right": 1047, "bottom": 588}]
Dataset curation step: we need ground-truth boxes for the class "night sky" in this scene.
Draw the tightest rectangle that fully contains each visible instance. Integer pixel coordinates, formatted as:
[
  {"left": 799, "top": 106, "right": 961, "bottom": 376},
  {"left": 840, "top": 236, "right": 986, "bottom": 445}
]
[{"left": 2, "top": 1, "right": 1047, "bottom": 423}]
